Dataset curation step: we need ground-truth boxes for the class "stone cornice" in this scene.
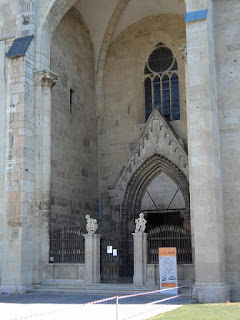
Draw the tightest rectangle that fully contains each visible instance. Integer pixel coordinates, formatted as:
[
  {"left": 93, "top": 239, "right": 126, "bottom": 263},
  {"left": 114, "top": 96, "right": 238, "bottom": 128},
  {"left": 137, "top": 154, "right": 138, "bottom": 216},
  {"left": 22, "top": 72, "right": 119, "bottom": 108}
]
[{"left": 34, "top": 70, "right": 58, "bottom": 88}]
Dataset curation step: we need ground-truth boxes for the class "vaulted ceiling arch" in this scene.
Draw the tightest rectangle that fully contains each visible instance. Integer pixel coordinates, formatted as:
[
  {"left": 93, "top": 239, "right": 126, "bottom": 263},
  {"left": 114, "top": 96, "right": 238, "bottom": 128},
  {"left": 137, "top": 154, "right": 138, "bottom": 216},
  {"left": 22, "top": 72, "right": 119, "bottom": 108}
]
[
  {"left": 36, "top": 0, "right": 200, "bottom": 116},
  {"left": 36, "top": 0, "right": 200, "bottom": 70}
]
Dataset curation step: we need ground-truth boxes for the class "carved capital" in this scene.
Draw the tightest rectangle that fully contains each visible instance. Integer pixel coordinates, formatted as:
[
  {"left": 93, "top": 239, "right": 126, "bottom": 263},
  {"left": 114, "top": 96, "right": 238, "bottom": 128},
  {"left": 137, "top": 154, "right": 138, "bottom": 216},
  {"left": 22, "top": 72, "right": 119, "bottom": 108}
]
[
  {"left": 178, "top": 44, "right": 187, "bottom": 63},
  {"left": 34, "top": 70, "right": 58, "bottom": 88}
]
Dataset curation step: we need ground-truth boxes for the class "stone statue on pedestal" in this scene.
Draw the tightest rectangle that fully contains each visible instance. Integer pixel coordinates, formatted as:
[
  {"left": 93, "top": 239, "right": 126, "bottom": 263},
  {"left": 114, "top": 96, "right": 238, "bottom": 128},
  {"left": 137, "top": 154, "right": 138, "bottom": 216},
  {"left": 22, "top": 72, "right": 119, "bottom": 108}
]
[
  {"left": 85, "top": 215, "right": 98, "bottom": 234},
  {"left": 135, "top": 212, "right": 147, "bottom": 233}
]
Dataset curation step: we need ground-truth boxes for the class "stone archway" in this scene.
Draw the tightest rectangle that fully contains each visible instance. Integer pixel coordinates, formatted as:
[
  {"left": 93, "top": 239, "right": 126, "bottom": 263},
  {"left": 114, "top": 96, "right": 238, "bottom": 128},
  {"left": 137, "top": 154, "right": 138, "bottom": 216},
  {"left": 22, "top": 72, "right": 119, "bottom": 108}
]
[
  {"left": 36, "top": 0, "right": 191, "bottom": 116},
  {"left": 35, "top": 0, "right": 130, "bottom": 90},
  {"left": 119, "top": 154, "right": 190, "bottom": 278},
  {"left": 122, "top": 154, "right": 189, "bottom": 215}
]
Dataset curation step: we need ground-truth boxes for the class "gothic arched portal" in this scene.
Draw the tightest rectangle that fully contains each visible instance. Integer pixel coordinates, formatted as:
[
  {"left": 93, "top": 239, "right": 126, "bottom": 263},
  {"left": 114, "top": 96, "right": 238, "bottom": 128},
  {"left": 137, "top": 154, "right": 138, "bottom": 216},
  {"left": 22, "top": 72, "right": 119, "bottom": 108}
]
[{"left": 119, "top": 154, "right": 190, "bottom": 278}]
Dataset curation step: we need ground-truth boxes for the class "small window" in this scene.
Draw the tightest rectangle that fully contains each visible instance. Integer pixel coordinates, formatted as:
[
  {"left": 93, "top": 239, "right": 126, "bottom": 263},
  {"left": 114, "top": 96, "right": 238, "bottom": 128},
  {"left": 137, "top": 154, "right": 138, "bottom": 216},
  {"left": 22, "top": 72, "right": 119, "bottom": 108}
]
[
  {"left": 144, "top": 43, "right": 180, "bottom": 122},
  {"left": 69, "top": 89, "right": 74, "bottom": 114}
]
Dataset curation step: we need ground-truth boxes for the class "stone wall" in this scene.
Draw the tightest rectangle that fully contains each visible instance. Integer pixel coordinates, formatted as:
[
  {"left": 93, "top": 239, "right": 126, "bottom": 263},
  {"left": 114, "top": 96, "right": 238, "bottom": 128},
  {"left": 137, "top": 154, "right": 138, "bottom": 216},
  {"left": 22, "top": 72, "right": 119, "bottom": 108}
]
[
  {"left": 214, "top": 0, "right": 240, "bottom": 297},
  {"left": 99, "top": 14, "right": 187, "bottom": 215},
  {"left": 146, "top": 263, "right": 194, "bottom": 286},
  {"left": 44, "top": 264, "right": 85, "bottom": 284},
  {"left": 0, "top": 1, "right": 18, "bottom": 287},
  {"left": 50, "top": 8, "right": 98, "bottom": 230},
  {"left": 0, "top": 0, "right": 239, "bottom": 302},
  {"left": 0, "top": 38, "right": 36, "bottom": 290},
  {"left": 0, "top": 0, "right": 17, "bottom": 38}
]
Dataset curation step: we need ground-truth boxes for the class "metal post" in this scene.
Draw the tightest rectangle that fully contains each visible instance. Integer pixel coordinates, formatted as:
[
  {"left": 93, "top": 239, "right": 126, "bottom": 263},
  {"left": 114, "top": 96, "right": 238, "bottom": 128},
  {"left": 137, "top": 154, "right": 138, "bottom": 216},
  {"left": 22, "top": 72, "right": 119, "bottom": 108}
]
[
  {"left": 116, "top": 296, "right": 119, "bottom": 320},
  {"left": 189, "top": 284, "right": 192, "bottom": 298}
]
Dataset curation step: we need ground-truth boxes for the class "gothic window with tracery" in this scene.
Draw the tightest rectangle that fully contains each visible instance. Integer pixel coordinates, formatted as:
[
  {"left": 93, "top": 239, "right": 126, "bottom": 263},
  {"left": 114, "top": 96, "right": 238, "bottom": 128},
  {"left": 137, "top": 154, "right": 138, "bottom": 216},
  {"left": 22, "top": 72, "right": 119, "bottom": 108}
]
[{"left": 144, "top": 43, "right": 180, "bottom": 122}]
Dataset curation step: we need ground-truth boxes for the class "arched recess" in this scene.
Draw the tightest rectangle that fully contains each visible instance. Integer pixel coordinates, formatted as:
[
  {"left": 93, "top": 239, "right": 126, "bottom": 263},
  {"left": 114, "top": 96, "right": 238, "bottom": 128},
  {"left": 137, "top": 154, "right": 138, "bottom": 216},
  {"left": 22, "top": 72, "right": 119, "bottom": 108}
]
[
  {"left": 122, "top": 153, "right": 189, "bottom": 216},
  {"left": 35, "top": 0, "right": 130, "bottom": 74},
  {"left": 36, "top": 0, "right": 191, "bottom": 115},
  {"left": 36, "top": 0, "right": 79, "bottom": 69},
  {"left": 96, "top": 0, "right": 190, "bottom": 118},
  {"left": 50, "top": 6, "right": 97, "bottom": 230},
  {"left": 119, "top": 153, "right": 190, "bottom": 277}
]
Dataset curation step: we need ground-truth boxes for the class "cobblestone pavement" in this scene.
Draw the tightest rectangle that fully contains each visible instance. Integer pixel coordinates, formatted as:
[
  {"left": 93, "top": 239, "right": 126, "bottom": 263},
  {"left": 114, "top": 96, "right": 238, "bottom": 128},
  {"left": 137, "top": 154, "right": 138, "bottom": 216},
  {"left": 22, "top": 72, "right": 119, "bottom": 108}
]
[{"left": 0, "top": 292, "right": 194, "bottom": 320}]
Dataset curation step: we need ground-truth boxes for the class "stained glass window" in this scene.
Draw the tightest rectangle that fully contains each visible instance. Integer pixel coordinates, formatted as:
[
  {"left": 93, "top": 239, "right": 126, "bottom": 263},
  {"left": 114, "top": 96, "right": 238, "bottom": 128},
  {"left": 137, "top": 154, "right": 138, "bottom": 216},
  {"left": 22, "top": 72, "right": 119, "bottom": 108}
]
[
  {"left": 144, "top": 43, "right": 180, "bottom": 122},
  {"left": 145, "top": 77, "right": 152, "bottom": 120}
]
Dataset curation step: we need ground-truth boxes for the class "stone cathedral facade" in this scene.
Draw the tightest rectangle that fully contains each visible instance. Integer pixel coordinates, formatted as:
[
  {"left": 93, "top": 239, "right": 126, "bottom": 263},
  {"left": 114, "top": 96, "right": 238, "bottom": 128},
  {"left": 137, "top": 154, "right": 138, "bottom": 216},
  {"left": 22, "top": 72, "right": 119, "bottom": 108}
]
[{"left": 0, "top": 0, "right": 239, "bottom": 303}]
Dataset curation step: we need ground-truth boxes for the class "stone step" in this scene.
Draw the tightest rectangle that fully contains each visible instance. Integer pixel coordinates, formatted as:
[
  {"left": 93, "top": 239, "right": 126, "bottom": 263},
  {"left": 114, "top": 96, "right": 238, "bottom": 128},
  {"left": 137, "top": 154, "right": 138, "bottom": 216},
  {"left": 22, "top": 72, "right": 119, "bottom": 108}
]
[
  {"left": 32, "top": 284, "right": 158, "bottom": 295},
  {"left": 31, "top": 282, "right": 189, "bottom": 296}
]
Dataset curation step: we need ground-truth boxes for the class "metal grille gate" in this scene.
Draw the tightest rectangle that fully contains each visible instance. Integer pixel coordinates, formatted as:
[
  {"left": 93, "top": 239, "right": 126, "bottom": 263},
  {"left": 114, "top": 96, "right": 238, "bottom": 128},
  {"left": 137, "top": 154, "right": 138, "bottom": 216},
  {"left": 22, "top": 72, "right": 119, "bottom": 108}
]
[
  {"left": 148, "top": 225, "right": 192, "bottom": 264},
  {"left": 49, "top": 228, "right": 85, "bottom": 263}
]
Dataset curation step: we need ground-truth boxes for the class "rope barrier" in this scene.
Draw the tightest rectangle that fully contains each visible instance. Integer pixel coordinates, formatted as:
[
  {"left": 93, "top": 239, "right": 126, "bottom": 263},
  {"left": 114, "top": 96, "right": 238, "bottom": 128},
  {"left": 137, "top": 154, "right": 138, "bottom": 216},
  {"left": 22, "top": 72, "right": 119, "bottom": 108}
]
[
  {"left": 11, "top": 284, "right": 191, "bottom": 320},
  {"left": 84, "top": 285, "right": 190, "bottom": 305}
]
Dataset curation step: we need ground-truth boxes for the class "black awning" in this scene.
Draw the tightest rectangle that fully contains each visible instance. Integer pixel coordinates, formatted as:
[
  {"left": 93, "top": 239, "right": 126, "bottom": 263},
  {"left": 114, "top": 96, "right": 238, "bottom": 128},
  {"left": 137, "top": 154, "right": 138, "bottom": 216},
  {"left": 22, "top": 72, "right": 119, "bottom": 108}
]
[{"left": 6, "top": 35, "right": 34, "bottom": 58}]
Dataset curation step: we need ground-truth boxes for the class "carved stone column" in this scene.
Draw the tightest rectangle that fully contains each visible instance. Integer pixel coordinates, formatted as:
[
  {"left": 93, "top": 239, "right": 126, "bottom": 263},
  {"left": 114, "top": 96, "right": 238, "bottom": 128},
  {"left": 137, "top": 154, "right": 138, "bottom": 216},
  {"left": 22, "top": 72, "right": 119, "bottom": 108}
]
[
  {"left": 132, "top": 233, "right": 147, "bottom": 286},
  {"left": 84, "top": 234, "right": 101, "bottom": 284},
  {"left": 34, "top": 70, "right": 58, "bottom": 275}
]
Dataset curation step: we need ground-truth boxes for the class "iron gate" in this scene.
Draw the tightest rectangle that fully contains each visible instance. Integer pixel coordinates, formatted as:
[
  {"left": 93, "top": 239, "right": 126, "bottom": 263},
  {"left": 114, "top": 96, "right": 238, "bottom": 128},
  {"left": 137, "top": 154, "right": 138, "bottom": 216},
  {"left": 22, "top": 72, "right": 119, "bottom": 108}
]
[
  {"left": 148, "top": 225, "right": 192, "bottom": 264},
  {"left": 49, "top": 228, "right": 85, "bottom": 263}
]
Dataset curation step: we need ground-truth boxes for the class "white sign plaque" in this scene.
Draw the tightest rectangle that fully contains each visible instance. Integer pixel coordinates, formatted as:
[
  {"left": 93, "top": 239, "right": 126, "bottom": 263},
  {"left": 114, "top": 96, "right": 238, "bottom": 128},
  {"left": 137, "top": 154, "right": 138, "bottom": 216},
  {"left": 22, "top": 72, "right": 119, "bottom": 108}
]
[
  {"left": 159, "top": 248, "right": 178, "bottom": 295},
  {"left": 107, "top": 246, "right": 113, "bottom": 254},
  {"left": 113, "top": 249, "right": 118, "bottom": 257}
]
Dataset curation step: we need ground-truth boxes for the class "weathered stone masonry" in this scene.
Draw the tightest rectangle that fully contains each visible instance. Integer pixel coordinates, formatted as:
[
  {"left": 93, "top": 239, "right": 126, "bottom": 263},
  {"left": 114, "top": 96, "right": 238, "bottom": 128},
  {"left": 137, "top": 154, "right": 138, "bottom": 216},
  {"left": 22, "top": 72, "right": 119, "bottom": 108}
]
[{"left": 0, "top": 0, "right": 240, "bottom": 303}]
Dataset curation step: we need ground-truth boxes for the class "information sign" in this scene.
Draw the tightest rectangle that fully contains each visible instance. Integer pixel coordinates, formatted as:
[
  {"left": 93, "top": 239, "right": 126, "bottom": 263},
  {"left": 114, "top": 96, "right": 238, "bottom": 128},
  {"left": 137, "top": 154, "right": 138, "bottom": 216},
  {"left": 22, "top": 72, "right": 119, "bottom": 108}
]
[
  {"left": 107, "top": 246, "right": 113, "bottom": 254},
  {"left": 159, "top": 247, "right": 178, "bottom": 295}
]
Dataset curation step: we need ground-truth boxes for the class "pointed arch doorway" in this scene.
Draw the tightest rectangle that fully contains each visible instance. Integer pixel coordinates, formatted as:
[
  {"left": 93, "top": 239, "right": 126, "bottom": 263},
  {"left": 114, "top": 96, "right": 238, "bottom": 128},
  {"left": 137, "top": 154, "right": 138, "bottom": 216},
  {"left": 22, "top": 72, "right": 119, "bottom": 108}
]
[
  {"left": 142, "top": 171, "right": 188, "bottom": 230},
  {"left": 119, "top": 154, "right": 190, "bottom": 281}
]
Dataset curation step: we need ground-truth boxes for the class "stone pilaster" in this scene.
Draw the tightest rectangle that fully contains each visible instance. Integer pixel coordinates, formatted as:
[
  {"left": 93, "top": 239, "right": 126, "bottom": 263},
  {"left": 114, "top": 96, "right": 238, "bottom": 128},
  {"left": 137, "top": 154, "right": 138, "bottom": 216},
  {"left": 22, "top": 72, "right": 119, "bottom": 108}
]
[
  {"left": 132, "top": 233, "right": 147, "bottom": 286},
  {"left": 185, "top": 4, "right": 229, "bottom": 302},
  {"left": 1, "top": 41, "right": 36, "bottom": 292},
  {"left": 34, "top": 70, "right": 58, "bottom": 280},
  {"left": 84, "top": 234, "right": 101, "bottom": 284},
  {"left": 0, "top": 39, "right": 6, "bottom": 287}
]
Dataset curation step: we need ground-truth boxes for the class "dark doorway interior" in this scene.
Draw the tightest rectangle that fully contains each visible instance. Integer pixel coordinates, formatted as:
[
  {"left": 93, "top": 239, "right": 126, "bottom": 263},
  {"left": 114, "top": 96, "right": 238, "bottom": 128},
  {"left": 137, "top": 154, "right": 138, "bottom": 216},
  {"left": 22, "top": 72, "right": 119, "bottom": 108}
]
[
  {"left": 144, "top": 209, "right": 184, "bottom": 232},
  {"left": 118, "top": 210, "right": 184, "bottom": 283}
]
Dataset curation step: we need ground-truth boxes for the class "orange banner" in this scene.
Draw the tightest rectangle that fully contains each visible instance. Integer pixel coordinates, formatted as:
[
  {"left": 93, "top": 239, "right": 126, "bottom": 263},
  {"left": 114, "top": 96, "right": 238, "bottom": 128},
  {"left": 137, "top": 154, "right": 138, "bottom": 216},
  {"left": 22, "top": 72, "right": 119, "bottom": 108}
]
[
  {"left": 159, "top": 247, "right": 176, "bottom": 257},
  {"left": 161, "top": 283, "right": 177, "bottom": 288}
]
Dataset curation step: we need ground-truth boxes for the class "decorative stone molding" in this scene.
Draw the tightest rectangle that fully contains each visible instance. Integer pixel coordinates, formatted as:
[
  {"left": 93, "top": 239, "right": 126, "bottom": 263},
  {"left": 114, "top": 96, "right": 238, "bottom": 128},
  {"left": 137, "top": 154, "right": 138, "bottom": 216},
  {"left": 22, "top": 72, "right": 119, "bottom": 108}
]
[
  {"left": 122, "top": 154, "right": 190, "bottom": 215},
  {"left": 34, "top": 70, "right": 58, "bottom": 88},
  {"left": 111, "top": 109, "right": 188, "bottom": 203},
  {"left": 178, "top": 44, "right": 187, "bottom": 63}
]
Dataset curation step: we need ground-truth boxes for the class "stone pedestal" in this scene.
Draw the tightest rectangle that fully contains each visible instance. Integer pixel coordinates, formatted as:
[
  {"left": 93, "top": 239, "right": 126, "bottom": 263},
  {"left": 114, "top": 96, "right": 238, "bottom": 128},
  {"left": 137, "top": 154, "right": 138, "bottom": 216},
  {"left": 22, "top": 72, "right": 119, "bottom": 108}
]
[
  {"left": 84, "top": 234, "right": 101, "bottom": 284},
  {"left": 192, "top": 283, "right": 230, "bottom": 303},
  {"left": 132, "top": 233, "right": 147, "bottom": 286}
]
